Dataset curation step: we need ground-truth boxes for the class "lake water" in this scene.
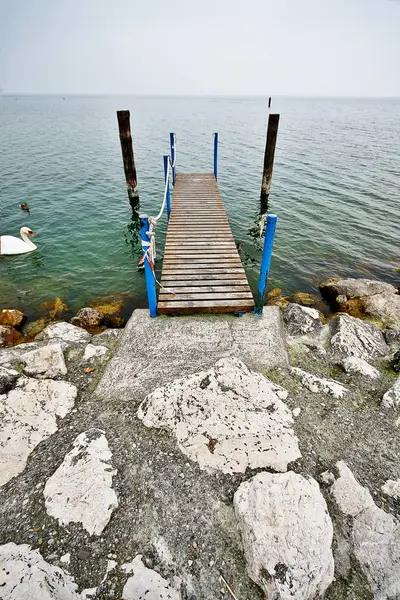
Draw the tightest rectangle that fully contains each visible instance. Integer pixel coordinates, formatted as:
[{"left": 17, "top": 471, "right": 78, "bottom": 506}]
[{"left": 1, "top": 95, "right": 399, "bottom": 319}]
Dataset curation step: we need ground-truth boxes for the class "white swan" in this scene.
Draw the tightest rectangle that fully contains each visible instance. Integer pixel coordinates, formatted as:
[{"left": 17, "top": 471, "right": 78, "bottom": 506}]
[{"left": 0, "top": 227, "right": 37, "bottom": 255}]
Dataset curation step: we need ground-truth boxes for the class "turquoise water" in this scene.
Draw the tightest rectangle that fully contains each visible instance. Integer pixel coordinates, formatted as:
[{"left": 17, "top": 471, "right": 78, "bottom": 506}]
[{"left": 1, "top": 95, "right": 399, "bottom": 318}]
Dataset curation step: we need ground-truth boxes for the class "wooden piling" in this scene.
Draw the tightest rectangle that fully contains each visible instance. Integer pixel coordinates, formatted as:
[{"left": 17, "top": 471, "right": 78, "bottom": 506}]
[
  {"left": 260, "top": 113, "right": 280, "bottom": 212},
  {"left": 268, "top": 97, "right": 271, "bottom": 109},
  {"left": 116, "top": 110, "right": 139, "bottom": 202}
]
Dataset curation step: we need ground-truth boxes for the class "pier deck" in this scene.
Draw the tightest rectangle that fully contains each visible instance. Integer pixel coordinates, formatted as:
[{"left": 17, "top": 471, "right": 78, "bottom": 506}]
[{"left": 158, "top": 173, "right": 255, "bottom": 315}]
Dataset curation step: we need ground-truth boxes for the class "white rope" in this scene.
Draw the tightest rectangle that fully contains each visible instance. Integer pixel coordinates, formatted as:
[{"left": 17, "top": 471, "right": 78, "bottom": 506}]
[
  {"left": 153, "top": 161, "right": 171, "bottom": 222},
  {"left": 168, "top": 133, "right": 177, "bottom": 169}
]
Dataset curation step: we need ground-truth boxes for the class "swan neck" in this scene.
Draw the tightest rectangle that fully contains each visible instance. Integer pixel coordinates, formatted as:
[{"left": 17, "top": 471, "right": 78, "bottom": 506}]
[{"left": 21, "top": 230, "right": 34, "bottom": 246}]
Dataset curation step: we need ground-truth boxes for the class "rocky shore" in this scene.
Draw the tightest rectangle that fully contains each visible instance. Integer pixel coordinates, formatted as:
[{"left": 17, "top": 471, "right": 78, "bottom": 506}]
[{"left": 0, "top": 277, "right": 399, "bottom": 599}]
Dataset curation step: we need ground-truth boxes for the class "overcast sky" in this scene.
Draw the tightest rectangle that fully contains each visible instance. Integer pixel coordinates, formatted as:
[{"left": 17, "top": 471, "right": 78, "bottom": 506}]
[{"left": 1, "top": 0, "right": 399, "bottom": 96}]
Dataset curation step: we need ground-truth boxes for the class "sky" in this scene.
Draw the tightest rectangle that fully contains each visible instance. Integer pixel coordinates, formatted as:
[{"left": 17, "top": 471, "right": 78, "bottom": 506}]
[{"left": 0, "top": 0, "right": 399, "bottom": 96}]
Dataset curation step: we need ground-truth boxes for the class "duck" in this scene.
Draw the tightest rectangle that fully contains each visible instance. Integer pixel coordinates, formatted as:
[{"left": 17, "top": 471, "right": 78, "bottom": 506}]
[
  {"left": 19, "top": 203, "right": 30, "bottom": 212},
  {"left": 0, "top": 227, "right": 37, "bottom": 255}
]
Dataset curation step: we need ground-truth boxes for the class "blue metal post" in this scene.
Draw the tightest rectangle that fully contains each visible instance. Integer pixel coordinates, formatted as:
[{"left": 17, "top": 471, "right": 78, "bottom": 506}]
[
  {"left": 213, "top": 132, "right": 218, "bottom": 180},
  {"left": 169, "top": 133, "right": 176, "bottom": 185},
  {"left": 254, "top": 214, "right": 278, "bottom": 316},
  {"left": 163, "top": 155, "right": 171, "bottom": 220},
  {"left": 139, "top": 215, "right": 158, "bottom": 318}
]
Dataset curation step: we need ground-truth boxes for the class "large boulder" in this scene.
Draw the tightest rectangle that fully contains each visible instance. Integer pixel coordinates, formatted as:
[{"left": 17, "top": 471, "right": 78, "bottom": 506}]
[
  {"left": 382, "top": 375, "right": 400, "bottom": 409},
  {"left": 36, "top": 322, "right": 91, "bottom": 344},
  {"left": 234, "top": 471, "right": 334, "bottom": 600},
  {"left": 319, "top": 278, "right": 396, "bottom": 302},
  {"left": 20, "top": 343, "right": 67, "bottom": 379},
  {"left": 44, "top": 430, "right": 118, "bottom": 536},
  {"left": 362, "top": 291, "right": 400, "bottom": 330},
  {"left": 121, "top": 555, "right": 180, "bottom": 600},
  {"left": 138, "top": 357, "right": 301, "bottom": 474},
  {"left": 0, "top": 542, "right": 81, "bottom": 599},
  {"left": 71, "top": 307, "right": 103, "bottom": 331},
  {"left": 329, "top": 314, "right": 388, "bottom": 361},
  {"left": 283, "top": 303, "right": 323, "bottom": 336},
  {"left": 0, "top": 325, "right": 22, "bottom": 348},
  {"left": 0, "top": 377, "right": 77, "bottom": 487},
  {"left": 0, "top": 309, "right": 25, "bottom": 328},
  {"left": 341, "top": 356, "right": 380, "bottom": 379},
  {"left": 331, "top": 461, "right": 400, "bottom": 600}
]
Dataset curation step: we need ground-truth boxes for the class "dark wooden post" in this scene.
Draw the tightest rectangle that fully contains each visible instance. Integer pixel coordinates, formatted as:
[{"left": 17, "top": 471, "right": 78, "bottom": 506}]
[
  {"left": 268, "top": 96, "right": 272, "bottom": 109},
  {"left": 260, "top": 113, "right": 280, "bottom": 213},
  {"left": 117, "top": 110, "right": 139, "bottom": 202}
]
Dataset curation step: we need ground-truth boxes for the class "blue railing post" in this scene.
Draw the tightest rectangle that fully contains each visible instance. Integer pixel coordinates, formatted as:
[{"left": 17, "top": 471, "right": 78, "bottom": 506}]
[
  {"left": 169, "top": 133, "right": 176, "bottom": 185},
  {"left": 163, "top": 155, "right": 171, "bottom": 220},
  {"left": 139, "top": 215, "right": 158, "bottom": 318},
  {"left": 213, "top": 132, "right": 218, "bottom": 180},
  {"left": 254, "top": 214, "right": 278, "bottom": 316}
]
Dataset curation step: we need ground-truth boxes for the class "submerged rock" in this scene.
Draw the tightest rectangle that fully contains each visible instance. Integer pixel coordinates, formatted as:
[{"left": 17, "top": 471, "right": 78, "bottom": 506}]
[
  {"left": 329, "top": 314, "right": 388, "bottom": 361},
  {"left": 290, "top": 366, "right": 349, "bottom": 399},
  {"left": 88, "top": 297, "right": 125, "bottom": 327},
  {"left": 20, "top": 343, "right": 67, "bottom": 379},
  {"left": 0, "top": 309, "right": 25, "bottom": 328},
  {"left": 71, "top": 307, "right": 104, "bottom": 331},
  {"left": 36, "top": 322, "right": 91, "bottom": 344},
  {"left": 44, "top": 429, "right": 118, "bottom": 536},
  {"left": 292, "top": 292, "right": 320, "bottom": 307},
  {"left": 0, "top": 377, "right": 77, "bottom": 487},
  {"left": 37, "top": 296, "right": 69, "bottom": 320},
  {"left": 0, "top": 324, "right": 22, "bottom": 347},
  {"left": 284, "top": 303, "right": 323, "bottom": 336},
  {"left": 121, "top": 555, "right": 180, "bottom": 600},
  {"left": 234, "top": 471, "right": 334, "bottom": 600},
  {"left": 341, "top": 356, "right": 380, "bottom": 379},
  {"left": 382, "top": 375, "right": 400, "bottom": 409},
  {"left": 138, "top": 357, "right": 301, "bottom": 473},
  {"left": 0, "top": 542, "right": 81, "bottom": 599}
]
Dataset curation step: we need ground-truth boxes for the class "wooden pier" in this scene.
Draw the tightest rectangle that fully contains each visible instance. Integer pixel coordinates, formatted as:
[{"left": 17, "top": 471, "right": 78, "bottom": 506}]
[{"left": 158, "top": 173, "right": 255, "bottom": 315}]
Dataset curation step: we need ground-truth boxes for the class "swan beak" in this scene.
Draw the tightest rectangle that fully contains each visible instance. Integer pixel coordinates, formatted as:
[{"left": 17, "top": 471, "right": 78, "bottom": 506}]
[{"left": 28, "top": 231, "right": 34, "bottom": 237}]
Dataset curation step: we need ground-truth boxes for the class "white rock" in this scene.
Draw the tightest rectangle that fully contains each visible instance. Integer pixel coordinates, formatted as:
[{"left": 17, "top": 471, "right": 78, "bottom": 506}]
[
  {"left": 341, "top": 356, "right": 380, "bottom": 379},
  {"left": 329, "top": 314, "right": 388, "bottom": 361},
  {"left": 292, "top": 407, "right": 301, "bottom": 417},
  {"left": 0, "top": 542, "right": 81, "bottom": 599},
  {"left": 284, "top": 303, "right": 322, "bottom": 336},
  {"left": 44, "top": 429, "right": 118, "bottom": 536},
  {"left": 138, "top": 357, "right": 301, "bottom": 474},
  {"left": 290, "top": 367, "right": 349, "bottom": 399},
  {"left": 0, "top": 378, "right": 77, "bottom": 487},
  {"left": 36, "top": 322, "right": 91, "bottom": 344},
  {"left": 319, "top": 470, "right": 335, "bottom": 486},
  {"left": 382, "top": 479, "right": 400, "bottom": 499},
  {"left": 121, "top": 555, "right": 180, "bottom": 600},
  {"left": 331, "top": 461, "right": 375, "bottom": 517},
  {"left": 362, "top": 291, "right": 400, "bottom": 330},
  {"left": 320, "top": 278, "right": 397, "bottom": 300},
  {"left": 60, "top": 552, "right": 71, "bottom": 564},
  {"left": 83, "top": 344, "right": 109, "bottom": 361},
  {"left": 21, "top": 343, "right": 67, "bottom": 379},
  {"left": 332, "top": 462, "right": 400, "bottom": 600},
  {"left": 382, "top": 375, "right": 400, "bottom": 408},
  {"left": 234, "top": 471, "right": 334, "bottom": 600}
]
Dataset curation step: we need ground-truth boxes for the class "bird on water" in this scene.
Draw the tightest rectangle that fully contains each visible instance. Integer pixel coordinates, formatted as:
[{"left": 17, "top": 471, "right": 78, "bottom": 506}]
[{"left": 19, "top": 203, "right": 30, "bottom": 212}]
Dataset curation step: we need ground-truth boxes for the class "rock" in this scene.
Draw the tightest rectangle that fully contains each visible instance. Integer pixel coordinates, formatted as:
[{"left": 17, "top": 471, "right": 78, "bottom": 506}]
[
  {"left": 20, "top": 343, "right": 67, "bottom": 379},
  {"left": 138, "top": 357, "right": 301, "bottom": 474},
  {"left": 329, "top": 314, "right": 388, "bottom": 361},
  {"left": 319, "top": 470, "right": 335, "bottom": 486},
  {"left": 0, "top": 324, "right": 22, "bottom": 347},
  {"left": 0, "top": 377, "right": 77, "bottom": 487},
  {"left": 292, "top": 407, "right": 301, "bottom": 417},
  {"left": 71, "top": 307, "right": 103, "bottom": 331},
  {"left": 385, "top": 330, "right": 400, "bottom": 347},
  {"left": 341, "top": 356, "right": 380, "bottom": 379},
  {"left": 0, "top": 366, "right": 19, "bottom": 394},
  {"left": 331, "top": 461, "right": 375, "bottom": 517},
  {"left": 121, "top": 555, "right": 180, "bottom": 600},
  {"left": 381, "top": 479, "right": 400, "bottom": 499},
  {"left": 36, "top": 322, "right": 91, "bottom": 344},
  {"left": 44, "top": 429, "right": 118, "bottom": 536},
  {"left": 234, "top": 471, "right": 334, "bottom": 600},
  {"left": 382, "top": 375, "right": 400, "bottom": 408},
  {"left": 37, "top": 296, "right": 69, "bottom": 320},
  {"left": 83, "top": 344, "right": 109, "bottom": 361},
  {"left": 23, "top": 316, "right": 50, "bottom": 340},
  {"left": 266, "top": 288, "right": 290, "bottom": 308},
  {"left": 283, "top": 303, "right": 322, "bottom": 336},
  {"left": 292, "top": 292, "right": 320, "bottom": 307},
  {"left": 0, "top": 542, "right": 81, "bottom": 599},
  {"left": 88, "top": 298, "right": 124, "bottom": 327},
  {"left": 362, "top": 291, "right": 400, "bottom": 330},
  {"left": 319, "top": 278, "right": 396, "bottom": 302},
  {"left": 391, "top": 349, "right": 400, "bottom": 372},
  {"left": 290, "top": 367, "right": 349, "bottom": 399},
  {"left": 93, "top": 328, "right": 122, "bottom": 341},
  {"left": 332, "top": 461, "right": 400, "bottom": 600},
  {"left": 97, "top": 308, "right": 289, "bottom": 402},
  {"left": 0, "top": 309, "right": 25, "bottom": 328}
]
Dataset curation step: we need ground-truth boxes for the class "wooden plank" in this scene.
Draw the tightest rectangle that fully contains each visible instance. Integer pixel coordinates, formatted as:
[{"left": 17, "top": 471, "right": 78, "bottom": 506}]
[
  {"left": 160, "top": 285, "right": 250, "bottom": 293},
  {"left": 161, "top": 274, "right": 248, "bottom": 282},
  {"left": 158, "top": 299, "right": 255, "bottom": 314},
  {"left": 161, "top": 268, "right": 246, "bottom": 275},
  {"left": 162, "top": 263, "right": 243, "bottom": 270},
  {"left": 159, "top": 292, "right": 254, "bottom": 301}
]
